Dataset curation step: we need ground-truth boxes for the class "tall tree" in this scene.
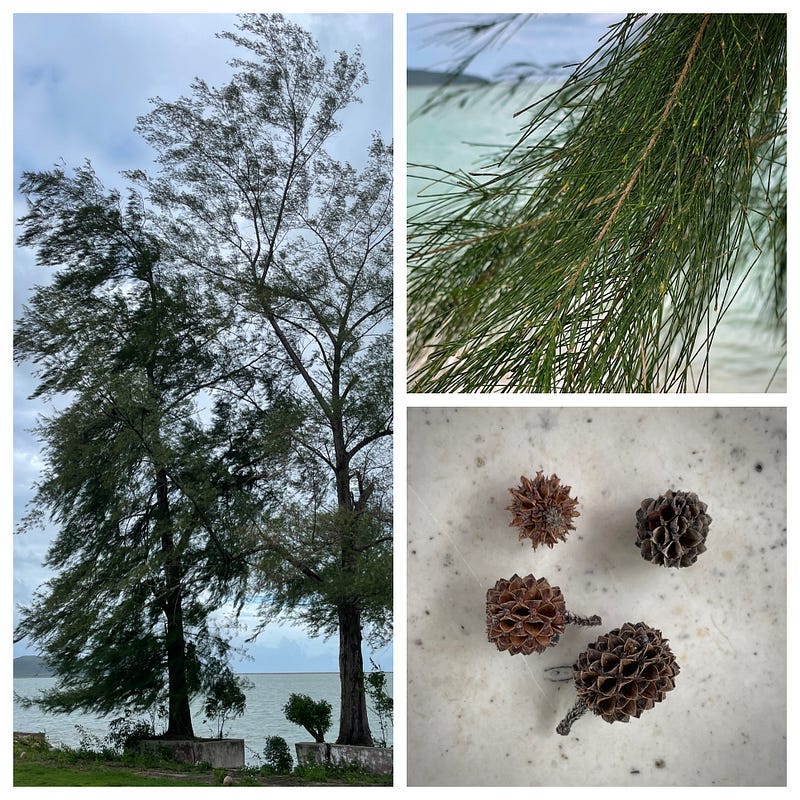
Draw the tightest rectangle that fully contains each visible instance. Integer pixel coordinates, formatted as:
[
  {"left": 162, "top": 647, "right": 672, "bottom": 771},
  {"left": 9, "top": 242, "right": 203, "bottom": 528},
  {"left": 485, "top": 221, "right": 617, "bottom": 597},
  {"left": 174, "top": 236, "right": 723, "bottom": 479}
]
[
  {"left": 242, "top": 148, "right": 394, "bottom": 745},
  {"left": 408, "top": 13, "right": 786, "bottom": 392},
  {"left": 133, "top": 14, "right": 393, "bottom": 745},
  {"left": 13, "top": 164, "right": 269, "bottom": 736}
]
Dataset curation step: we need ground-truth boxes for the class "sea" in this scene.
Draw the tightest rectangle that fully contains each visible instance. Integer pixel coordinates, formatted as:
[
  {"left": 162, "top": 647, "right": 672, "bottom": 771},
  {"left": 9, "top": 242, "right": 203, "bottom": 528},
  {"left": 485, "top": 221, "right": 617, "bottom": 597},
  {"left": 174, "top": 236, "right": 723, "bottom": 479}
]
[
  {"left": 408, "top": 85, "right": 787, "bottom": 393},
  {"left": 13, "top": 672, "right": 393, "bottom": 766}
]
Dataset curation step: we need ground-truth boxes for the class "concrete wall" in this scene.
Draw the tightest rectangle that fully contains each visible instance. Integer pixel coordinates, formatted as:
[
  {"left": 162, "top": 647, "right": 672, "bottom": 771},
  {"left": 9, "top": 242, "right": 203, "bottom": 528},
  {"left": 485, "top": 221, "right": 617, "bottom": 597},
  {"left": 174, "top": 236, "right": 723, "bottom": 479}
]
[
  {"left": 138, "top": 738, "right": 244, "bottom": 768},
  {"left": 295, "top": 742, "right": 393, "bottom": 776}
]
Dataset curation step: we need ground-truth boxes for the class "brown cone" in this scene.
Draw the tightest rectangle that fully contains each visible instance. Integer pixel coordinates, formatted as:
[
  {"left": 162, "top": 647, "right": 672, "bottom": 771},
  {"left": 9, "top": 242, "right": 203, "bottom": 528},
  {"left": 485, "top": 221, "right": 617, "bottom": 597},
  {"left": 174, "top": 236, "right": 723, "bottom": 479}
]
[
  {"left": 572, "top": 621, "right": 679, "bottom": 724},
  {"left": 506, "top": 472, "right": 579, "bottom": 549},
  {"left": 486, "top": 574, "right": 567, "bottom": 655},
  {"left": 636, "top": 490, "right": 710, "bottom": 568}
]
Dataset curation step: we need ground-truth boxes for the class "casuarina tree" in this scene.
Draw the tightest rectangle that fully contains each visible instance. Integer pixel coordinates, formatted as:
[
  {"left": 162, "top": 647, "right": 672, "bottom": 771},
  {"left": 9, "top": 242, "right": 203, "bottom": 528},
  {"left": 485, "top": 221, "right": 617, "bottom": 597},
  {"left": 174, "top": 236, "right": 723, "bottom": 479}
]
[
  {"left": 133, "top": 14, "right": 393, "bottom": 746},
  {"left": 13, "top": 164, "right": 264, "bottom": 736}
]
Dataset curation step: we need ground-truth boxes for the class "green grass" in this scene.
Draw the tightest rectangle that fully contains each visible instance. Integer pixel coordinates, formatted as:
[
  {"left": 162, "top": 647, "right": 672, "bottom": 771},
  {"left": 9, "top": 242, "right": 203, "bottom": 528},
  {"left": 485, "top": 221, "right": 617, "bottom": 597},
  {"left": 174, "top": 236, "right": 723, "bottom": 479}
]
[
  {"left": 12, "top": 736, "right": 392, "bottom": 787},
  {"left": 14, "top": 759, "right": 392, "bottom": 787},
  {"left": 14, "top": 761, "right": 215, "bottom": 787}
]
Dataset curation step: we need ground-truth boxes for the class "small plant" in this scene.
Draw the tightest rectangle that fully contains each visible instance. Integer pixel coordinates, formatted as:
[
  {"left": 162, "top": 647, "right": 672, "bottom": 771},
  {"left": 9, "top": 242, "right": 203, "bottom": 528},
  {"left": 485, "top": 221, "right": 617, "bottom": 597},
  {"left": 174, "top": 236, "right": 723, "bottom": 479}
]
[
  {"left": 364, "top": 658, "right": 393, "bottom": 748},
  {"left": 263, "top": 735, "right": 293, "bottom": 774},
  {"left": 283, "top": 693, "right": 333, "bottom": 743},
  {"left": 107, "top": 710, "right": 156, "bottom": 752},
  {"left": 202, "top": 669, "right": 247, "bottom": 739},
  {"left": 293, "top": 760, "right": 330, "bottom": 782},
  {"left": 74, "top": 725, "right": 113, "bottom": 760},
  {"left": 292, "top": 758, "right": 390, "bottom": 785}
]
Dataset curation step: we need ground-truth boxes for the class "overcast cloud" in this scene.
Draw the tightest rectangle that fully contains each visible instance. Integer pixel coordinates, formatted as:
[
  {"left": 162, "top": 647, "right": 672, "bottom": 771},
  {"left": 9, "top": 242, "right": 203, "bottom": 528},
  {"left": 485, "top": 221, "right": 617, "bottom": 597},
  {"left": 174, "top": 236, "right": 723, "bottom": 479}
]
[{"left": 12, "top": 12, "right": 393, "bottom": 674}]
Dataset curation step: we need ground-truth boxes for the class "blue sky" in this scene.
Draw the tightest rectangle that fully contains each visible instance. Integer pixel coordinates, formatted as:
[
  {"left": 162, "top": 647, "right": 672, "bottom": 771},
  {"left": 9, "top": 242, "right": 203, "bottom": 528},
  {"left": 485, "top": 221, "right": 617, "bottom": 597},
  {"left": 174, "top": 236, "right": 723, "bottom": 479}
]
[
  {"left": 407, "top": 13, "right": 623, "bottom": 78},
  {"left": 12, "top": 13, "right": 393, "bottom": 675}
]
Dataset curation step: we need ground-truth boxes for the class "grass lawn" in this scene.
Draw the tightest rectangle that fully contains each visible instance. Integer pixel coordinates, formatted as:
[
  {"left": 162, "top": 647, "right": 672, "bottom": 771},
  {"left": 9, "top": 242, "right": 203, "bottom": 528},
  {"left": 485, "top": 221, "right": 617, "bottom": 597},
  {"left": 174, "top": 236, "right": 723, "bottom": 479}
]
[
  {"left": 13, "top": 734, "right": 392, "bottom": 787},
  {"left": 14, "top": 761, "right": 217, "bottom": 787}
]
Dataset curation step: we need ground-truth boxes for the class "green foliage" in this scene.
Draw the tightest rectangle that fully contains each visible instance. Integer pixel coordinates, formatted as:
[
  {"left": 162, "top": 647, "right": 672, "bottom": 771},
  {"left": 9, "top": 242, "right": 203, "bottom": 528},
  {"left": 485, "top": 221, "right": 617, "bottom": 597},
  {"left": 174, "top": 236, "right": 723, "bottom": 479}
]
[
  {"left": 14, "top": 164, "right": 255, "bottom": 734},
  {"left": 212, "top": 768, "right": 227, "bottom": 784},
  {"left": 232, "top": 766, "right": 265, "bottom": 785},
  {"left": 47, "top": 723, "right": 182, "bottom": 768},
  {"left": 283, "top": 693, "right": 333, "bottom": 743},
  {"left": 132, "top": 13, "right": 393, "bottom": 744},
  {"left": 263, "top": 735, "right": 293, "bottom": 773},
  {"left": 292, "top": 758, "right": 390, "bottom": 785},
  {"left": 106, "top": 711, "right": 158, "bottom": 753},
  {"left": 408, "top": 13, "right": 786, "bottom": 392},
  {"left": 257, "top": 504, "right": 393, "bottom": 648},
  {"left": 201, "top": 669, "right": 248, "bottom": 738},
  {"left": 410, "top": 14, "right": 539, "bottom": 118},
  {"left": 74, "top": 726, "right": 115, "bottom": 760},
  {"left": 292, "top": 761, "right": 329, "bottom": 782},
  {"left": 364, "top": 659, "right": 393, "bottom": 747}
]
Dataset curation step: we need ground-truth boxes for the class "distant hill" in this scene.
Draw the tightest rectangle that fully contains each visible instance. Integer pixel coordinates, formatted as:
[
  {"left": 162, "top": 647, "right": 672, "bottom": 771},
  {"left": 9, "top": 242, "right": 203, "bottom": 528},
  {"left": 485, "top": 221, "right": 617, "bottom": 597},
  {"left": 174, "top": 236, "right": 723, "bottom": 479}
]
[
  {"left": 14, "top": 655, "right": 53, "bottom": 677},
  {"left": 407, "top": 68, "right": 489, "bottom": 87}
]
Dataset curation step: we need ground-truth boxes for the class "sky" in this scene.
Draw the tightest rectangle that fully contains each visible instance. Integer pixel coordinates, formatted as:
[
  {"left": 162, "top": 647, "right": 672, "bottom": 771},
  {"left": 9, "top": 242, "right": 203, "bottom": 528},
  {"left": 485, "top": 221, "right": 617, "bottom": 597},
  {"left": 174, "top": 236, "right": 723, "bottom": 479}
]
[
  {"left": 407, "top": 13, "right": 623, "bottom": 79},
  {"left": 11, "top": 12, "right": 393, "bottom": 675}
]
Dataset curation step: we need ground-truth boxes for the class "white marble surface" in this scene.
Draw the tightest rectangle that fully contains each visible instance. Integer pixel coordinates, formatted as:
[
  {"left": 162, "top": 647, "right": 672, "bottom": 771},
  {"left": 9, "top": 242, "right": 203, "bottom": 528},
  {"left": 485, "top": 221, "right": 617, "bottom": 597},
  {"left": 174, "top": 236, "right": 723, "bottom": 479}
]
[{"left": 407, "top": 407, "right": 786, "bottom": 786}]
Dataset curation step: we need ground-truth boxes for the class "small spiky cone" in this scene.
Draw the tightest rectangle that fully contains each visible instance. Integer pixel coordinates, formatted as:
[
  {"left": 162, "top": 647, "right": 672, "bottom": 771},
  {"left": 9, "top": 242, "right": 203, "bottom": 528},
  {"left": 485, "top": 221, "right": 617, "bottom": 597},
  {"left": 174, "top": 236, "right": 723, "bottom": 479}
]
[
  {"left": 636, "top": 490, "right": 711, "bottom": 568},
  {"left": 506, "top": 472, "right": 579, "bottom": 549},
  {"left": 486, "top": 574, "right": 601, "bottom": 655},
  {"left": 556, "top": 622, "right": 679, "bottom": 734}
]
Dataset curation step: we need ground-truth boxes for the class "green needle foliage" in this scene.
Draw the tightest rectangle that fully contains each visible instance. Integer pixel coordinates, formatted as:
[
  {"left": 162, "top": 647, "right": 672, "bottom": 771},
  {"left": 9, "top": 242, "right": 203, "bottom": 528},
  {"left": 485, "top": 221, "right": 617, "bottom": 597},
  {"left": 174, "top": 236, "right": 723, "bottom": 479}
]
[
  {"left": 14, "top": 165, "right": 256, "bottom": 737},
  {"left": 408, "top": 13, "right": 786, "bottom": 392}
]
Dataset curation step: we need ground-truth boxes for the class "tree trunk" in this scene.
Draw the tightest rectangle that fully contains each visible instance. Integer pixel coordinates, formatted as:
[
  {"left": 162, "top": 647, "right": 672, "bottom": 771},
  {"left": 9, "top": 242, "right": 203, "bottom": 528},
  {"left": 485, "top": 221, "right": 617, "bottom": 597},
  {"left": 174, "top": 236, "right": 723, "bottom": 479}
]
[
  {"left": 336, "top": 600, "right": 373, "bottom": 746},
  {"left": 156, "top": 466, "right": 195, "bottom": 738},
  {"left": 330, "top": 407, "right": 374, "bottom": 746},
  {"left": 164, "top": 597, "right": 194, "bottom": 738}
]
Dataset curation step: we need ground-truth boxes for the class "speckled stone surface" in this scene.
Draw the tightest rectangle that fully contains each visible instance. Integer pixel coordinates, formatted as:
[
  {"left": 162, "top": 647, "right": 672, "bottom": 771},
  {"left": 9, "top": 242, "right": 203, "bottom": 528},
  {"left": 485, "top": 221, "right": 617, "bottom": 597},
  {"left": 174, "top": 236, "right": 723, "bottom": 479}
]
[{"left": 407, "top": 407, "right": 786, "bottom": 786}]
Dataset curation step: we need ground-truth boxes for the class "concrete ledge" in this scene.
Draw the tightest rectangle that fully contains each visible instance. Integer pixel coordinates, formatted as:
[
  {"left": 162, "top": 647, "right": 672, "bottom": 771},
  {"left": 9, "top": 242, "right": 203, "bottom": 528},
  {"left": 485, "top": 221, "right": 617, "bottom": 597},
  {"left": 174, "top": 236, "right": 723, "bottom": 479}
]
[
  {"left": 14, "top": 732, "right": 51, "bottom": 747},
  {"left": 138, "top": 738, "right": 244, "bottom": 768},
  {"left": 295, "top": 742, "right": 393, "bottom": 775}
]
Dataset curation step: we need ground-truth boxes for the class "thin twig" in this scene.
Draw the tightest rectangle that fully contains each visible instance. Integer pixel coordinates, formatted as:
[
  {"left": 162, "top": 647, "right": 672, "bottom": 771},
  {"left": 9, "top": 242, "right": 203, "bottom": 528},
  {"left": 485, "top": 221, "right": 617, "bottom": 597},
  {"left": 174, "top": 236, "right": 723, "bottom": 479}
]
[
  {"left": 565, "top": 611, "right": 602, "bottom": 627},
  {"left": 563, "top": 14, "right": 711, "bottom": 296},
  {"left": 556, "top": 697, "right": 588, "bottom": 735}
]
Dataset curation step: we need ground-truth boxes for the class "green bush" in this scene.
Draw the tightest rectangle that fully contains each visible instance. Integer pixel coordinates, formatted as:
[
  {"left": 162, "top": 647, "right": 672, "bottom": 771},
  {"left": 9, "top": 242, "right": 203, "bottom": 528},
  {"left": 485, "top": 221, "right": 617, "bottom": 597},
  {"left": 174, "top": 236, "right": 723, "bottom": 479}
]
[
  {"left": 202, "top": 670, "right": 247, "bottom": 739},
  {"left": 107, "top": 711, "right": 156, "bottom": 752},
  {"left": 263, "top": 735, "right": 293, "bottom": 774},
  {"left": 74, "top": 726, "right": 114, "bottom": 760},
  {"left": 283, "top": 693, "right": 332, "bottom": 743},
  {"left": 292, "top": 759, "right": 391, "bottom": 785},
  {"left": 364, "top": 659, "right": 393, "bottom": 748},
  {"left": 293, "top": 760, "right": 329, "bottom": 782}
]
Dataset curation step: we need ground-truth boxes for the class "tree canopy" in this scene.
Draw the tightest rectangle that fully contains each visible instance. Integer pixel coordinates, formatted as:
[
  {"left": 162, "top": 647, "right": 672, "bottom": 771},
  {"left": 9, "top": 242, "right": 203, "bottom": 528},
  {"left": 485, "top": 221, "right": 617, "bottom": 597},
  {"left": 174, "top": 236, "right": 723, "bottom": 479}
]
[
  {"left": 14, "top": 164, "right": 261, "bottom": 735},
  {"left": 134, "top": 13, "right": 392, "bottom": 744}
]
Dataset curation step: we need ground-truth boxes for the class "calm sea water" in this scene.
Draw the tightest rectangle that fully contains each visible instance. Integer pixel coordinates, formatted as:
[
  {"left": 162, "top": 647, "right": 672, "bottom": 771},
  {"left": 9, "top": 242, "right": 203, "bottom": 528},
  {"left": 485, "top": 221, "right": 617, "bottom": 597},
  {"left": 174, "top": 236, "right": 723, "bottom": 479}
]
[
  {"left": 14, "top": 672, "right": 393, "bottom": 765},
  {"left": 408, "top": 86, "right": 786, "bottom": 393}
]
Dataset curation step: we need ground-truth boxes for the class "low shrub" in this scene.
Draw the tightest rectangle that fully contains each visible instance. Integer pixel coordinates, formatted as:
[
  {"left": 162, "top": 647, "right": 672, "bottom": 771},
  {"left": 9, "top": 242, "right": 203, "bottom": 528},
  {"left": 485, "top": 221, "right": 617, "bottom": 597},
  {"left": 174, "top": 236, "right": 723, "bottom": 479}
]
[
  {"left": 283, "top": 693, "right": 332, "bottom": 743},
  {"left": 263, "top": 735, "right": 293, "bottom": 774}
]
